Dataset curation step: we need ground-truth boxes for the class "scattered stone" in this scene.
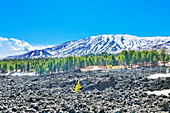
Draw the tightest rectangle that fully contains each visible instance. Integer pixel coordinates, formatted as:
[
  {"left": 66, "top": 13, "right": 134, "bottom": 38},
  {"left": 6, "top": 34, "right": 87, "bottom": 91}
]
[{"left": 12, "top": 108, "right": 17, "bottom": 112}]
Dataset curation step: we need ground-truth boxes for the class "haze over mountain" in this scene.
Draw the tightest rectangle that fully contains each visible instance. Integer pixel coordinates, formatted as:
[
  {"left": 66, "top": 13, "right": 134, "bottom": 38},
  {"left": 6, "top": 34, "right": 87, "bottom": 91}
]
[{"left": 4, "top": 34, "right": 170, "bottom": 59}]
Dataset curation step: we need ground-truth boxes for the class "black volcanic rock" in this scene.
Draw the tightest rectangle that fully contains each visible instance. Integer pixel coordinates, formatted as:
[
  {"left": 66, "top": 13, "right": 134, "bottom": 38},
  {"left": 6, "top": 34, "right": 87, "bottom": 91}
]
[{"left": 0, "top": 67, "right": 169, "bottom": 112}]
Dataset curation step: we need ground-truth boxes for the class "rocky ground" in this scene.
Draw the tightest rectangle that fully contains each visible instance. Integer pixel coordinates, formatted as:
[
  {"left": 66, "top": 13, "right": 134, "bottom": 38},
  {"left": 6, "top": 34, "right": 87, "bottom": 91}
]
[{"left": 0, "top": 67, "right": 170, "bottom": 113}]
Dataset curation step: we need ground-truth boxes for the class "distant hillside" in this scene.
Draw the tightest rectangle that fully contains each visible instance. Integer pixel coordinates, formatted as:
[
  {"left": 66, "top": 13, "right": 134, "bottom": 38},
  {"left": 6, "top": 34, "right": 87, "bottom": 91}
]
[{"left": 6, "top": 34, "right": 170, "bottom": 59}]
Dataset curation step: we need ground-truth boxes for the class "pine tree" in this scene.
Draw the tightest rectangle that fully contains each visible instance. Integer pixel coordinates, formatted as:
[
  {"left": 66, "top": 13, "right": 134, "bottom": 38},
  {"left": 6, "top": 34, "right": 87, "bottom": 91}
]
[
  {"left": 53, "top": 60, "right": 57, "bottom": 72},
  {"left": 136, "top": 51, "right": 142, "bottom": 66},
  {"left": 35, "top": 65, "right": 40, "bottom": 74},
  {"left": 73, "top": 56, "right": 77, "bottom": 70},
  {"left": 85, "top": 58, "right": 90, "bottom": 67},
  {"left": 0, "top": 63, "right": 1, "bottom": 72},
  {"left": 165, "top": 54, "right": 169, "bottom": 66},
  {"left": 9, "top": 65, "right": 14, "bottom": 72},
  {"left": 2, "top": 63, "right": 8, "bottom": 73},
  {"left": 100, "top": 57, "right": 106, "bottom": 66},
  {"left": 49, "top": 61, "right": 53, "bottom": 73},
  {"left": 15, "top": 63, "right": 18, "bottom": 72},
  {"left": 141, "top": 50, "right": 147, "bottom": 67},
  {"left": 119, "top": 50, "right": 130, "bottom": 67},
  {"left": 145, "top": 51, "right": 150, "bottom": 66},
  {"left": 88, "top": 56, "right": 94, "bottom": 65},
  {"left": 149, "top": 50, "right": 159, "bottom": 66},
  {"left": 102, "top": 54, "right": 108, "bottom": 66},
  {"left": 132, "top": 53, "right": 138, "bottom": 68},
  {"left": 111, "top": 55, "right": 116, "bottom": 66},
  {"left": 94, "top": 56, "right": 100, "bottom": 65},
  {"left": 56, "top": 60, "right": 60, "bottom": 72},
  {"left": 147, "top": 52, "right": 152, "bottom": 67},
  {"left": 128, "top": 50, "right": 135, "bottom": 67},
  {"left": 117, "top": 55, "right": 122, "bottom": 66},
  {"left": 68, "top": 56, "right": 73, "bottom": 70},
  {"left": 160, "top": 49, "right": 166, "bottom": 66},
  {"left": 21, "top": 63, "right": 25, "bottom": 72},
  {"left": 27, "top": 62, "right": 31, "bottom": 72}
]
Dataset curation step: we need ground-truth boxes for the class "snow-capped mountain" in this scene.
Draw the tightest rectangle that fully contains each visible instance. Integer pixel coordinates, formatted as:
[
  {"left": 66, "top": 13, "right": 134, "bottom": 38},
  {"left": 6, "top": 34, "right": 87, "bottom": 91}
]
[
  {"left": 6, "top": 34, "right": 170, "bottom": 59},
  {"left": 6, "top": 50, "right": 52, "bottom": 59}
]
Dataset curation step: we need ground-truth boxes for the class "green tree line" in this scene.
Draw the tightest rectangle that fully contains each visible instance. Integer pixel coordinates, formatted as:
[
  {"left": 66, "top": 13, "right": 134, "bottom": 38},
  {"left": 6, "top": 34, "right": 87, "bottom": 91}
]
[{"left": 0, "top": 49, "right": 169, "bottom": 75}]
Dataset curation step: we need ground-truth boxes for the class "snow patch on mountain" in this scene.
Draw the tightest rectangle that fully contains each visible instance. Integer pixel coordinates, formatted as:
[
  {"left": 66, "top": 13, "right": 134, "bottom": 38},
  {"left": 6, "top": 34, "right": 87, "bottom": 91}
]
[{"left": 5, "top": 34, "right": 170, "bottom": 59}]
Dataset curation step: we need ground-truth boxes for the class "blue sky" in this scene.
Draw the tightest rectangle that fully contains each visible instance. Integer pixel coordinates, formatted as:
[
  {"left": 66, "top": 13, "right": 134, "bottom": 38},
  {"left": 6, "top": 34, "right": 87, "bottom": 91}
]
[{"left": 0, "top": 0, "right": 170, "bottom": 57}]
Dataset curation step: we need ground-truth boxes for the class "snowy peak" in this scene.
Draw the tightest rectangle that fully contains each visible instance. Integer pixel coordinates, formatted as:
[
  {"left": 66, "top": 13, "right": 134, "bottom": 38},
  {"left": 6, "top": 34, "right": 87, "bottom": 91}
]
[
  {"left": 6, "top": 50, "right": 52, "bottom": 59},
  {"left": 5, "top": 34, "right": 170, "bottom": 59}
]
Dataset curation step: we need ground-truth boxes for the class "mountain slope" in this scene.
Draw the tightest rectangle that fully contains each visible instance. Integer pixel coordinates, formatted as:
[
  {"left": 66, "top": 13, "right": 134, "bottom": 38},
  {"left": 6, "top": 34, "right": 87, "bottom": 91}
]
[
  {"left": 6, "top": 50, "right": 52, "bottom": 59},
  {"left": 6, "top": 34, "right": 170, "bottom": 59}
]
